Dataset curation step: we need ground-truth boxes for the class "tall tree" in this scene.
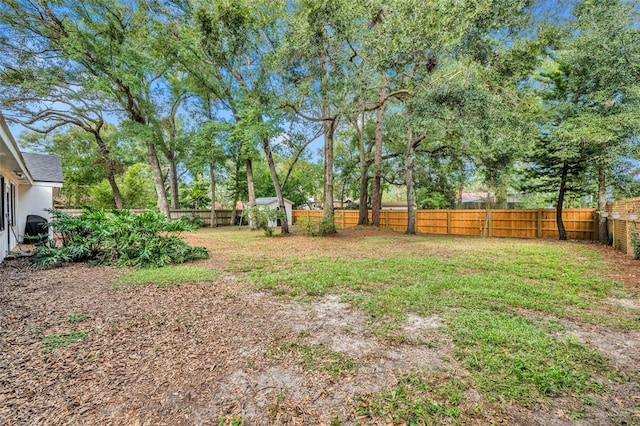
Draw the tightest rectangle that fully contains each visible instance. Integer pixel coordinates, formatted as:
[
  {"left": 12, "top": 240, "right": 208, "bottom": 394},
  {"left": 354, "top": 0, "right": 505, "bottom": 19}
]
[
  {"left": 0, "top": 52, "right": 126, "bottom": 208},
  {"left": 275, "top": 0, "right": 374, "bottom": 228},
  {"left": 0, "top": 0, "right": 175, "bottom": 213},
  {"left": 556, "top": 0, "right": 640, "bottom": 241},
  {"left": 523, "top": 0, "right": 640, "bottom": 240}
]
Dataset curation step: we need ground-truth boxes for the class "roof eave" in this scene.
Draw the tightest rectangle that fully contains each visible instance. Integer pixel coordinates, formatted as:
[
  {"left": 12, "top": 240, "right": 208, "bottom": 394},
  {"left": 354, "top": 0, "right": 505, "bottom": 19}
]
[
  {"left": 32, "top": 181, "right": 63, "bottom": 188},
  {"left": 0, "top": 114, "right": 35, "bottom": 185}
]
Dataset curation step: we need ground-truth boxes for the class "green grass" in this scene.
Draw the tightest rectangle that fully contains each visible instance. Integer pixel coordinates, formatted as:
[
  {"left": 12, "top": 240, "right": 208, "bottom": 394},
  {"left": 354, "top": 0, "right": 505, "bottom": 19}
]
[
  {"left": 354, "top": 372, "right": 466, "bottom": 425},
  {"left": 115, "top": 265, "right": 220, "bottom": 288},
  {"left": 218, "top": 416, "right": 244, "bottom": 426},
  {"left": 449, "top": 309, "right": 607, "bottom": 404},
  {"left": 61, "top": 311, "right": 87, "bottom": 323},
  {"left": 192, "top": 228, "right": 638, "bottom": 414},
  {"left": 249, "top": 244, "right": 618, "bottom": 320},
  {"left": 42, "top": 330, "right": 90, "bottom": 353}
]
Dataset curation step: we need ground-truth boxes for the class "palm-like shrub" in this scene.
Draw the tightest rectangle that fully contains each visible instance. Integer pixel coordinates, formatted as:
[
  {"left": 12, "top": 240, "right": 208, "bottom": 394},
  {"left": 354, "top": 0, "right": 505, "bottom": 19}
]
[{"left": 32, "top": 208, "right": 208, "bottom": 268}]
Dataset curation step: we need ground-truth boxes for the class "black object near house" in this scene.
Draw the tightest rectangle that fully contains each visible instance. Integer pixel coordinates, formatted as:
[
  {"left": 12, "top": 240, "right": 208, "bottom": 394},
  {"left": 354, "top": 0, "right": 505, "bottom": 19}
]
[{"left": 24, "top": 215, "right": 48, "bottom": 243}]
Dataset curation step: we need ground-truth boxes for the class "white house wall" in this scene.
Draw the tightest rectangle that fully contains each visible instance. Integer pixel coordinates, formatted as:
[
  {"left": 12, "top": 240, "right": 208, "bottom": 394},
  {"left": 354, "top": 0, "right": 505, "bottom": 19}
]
[
  {"left": 0, "top": 174, "right": 20, "bottom": 262},
  {"left": 17, "top": 184, "right": 53, "bottom": 241},
  {"left": 0, "top": 176, "right": 8, "bottom": 262}
]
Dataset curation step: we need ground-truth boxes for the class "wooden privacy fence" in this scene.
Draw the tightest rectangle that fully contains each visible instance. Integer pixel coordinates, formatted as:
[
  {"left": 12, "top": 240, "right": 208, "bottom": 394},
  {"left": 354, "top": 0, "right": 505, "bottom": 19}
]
[
  {"left": 605, "top": 198, "right": 640, "bottom": 256},
  {"left": 168, "top": 209, "right": 240, "bottom": 227},
  {"left": 293, "top": 208, "right": 597, "bottom": 240},
  {"left": 61, "top": 209, "right": 242, "bottom": 227}
]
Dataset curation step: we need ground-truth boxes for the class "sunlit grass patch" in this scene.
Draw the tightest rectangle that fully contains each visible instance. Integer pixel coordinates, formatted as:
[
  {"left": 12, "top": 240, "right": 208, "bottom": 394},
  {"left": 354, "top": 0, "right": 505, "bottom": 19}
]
[
  {"left": 449, "top": 309, "right": 607, "bottom": 404},
  {"left": 249, "top": 243, "right": 620, "bottom": 321},
  {"left": 115, "top": 265, "right": 220, "bottom": 288}
]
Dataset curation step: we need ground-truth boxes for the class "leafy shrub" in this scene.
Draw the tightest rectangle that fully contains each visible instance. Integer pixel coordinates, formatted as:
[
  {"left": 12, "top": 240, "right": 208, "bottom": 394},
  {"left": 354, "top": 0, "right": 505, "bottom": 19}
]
[
  {"left": 631, "top": 230, "right": 640, "bottom": 260},
  {"left": 297, "top": 215, "right": 336, "bottom": 236},
  {"left": 32, "top": 208, "right": 208, "bottom": 268},
  {"left": 242, "top": 206, "right": 285, "bottom": 237}
]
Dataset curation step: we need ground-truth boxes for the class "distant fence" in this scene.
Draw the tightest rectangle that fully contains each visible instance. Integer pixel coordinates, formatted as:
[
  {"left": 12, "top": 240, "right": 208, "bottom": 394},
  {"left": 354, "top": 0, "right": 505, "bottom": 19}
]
[
  {"left": 60, "top": 209, "right": 242, "bottom": 227},
  {"left": 58, "top": 207, "right": 599, "bottom": 241},
  {"left": 605, "top": 198, "right": 640, "bottom": 256},
  {"left": 293, "top": 209, "right": 597, "bottom": 240},
  {"left": 168, "top": 209, "right": 240, "bottom": 227}
]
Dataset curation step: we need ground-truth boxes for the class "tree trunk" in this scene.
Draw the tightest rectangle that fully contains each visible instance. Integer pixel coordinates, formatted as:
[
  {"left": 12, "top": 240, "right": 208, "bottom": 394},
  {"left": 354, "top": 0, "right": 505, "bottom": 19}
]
[
  {"left": 147, "top": 142, "right": 169, "bottom": 215},
  {"left": 167, "top": 96, "right": 183, "bottom": 210},
  {"left": 495, "top": 179, "right": 508, "bottom": 209},
  {"left": 167, "top": 149, "right": 180, "bottom": 210},
  {"left": 598, "top": 164, "right": 608, "bottom": 243},
  {"left": 357, "top": 109, "right": 369, "bottom": 226},
  {"left": 358, "top": 174, "right": 369, "bottom": 225},
  {"left": 406, "top": 127, "right": 416, "bottom": 235},
  {"left": 209, "top": 162, "right": 217, "bottom": 228},
  {"left": 556, "top": 161, "right": 569, "bottom": 241},
  {"left": 371, "top": 87, "right": 386, "bottom": 226},
  {"left": 263, "top": 136, "right": 289, "bottom": 234},
  {"left": 322, "top": 113, "right": 336, "bottom": 224},
  {"left": 457, "top": 162, "right": 464, "bottom": 209},
  {"left": 484, "top": 192, "right": 491, "bottom": 237},
  {"left": 231, "top": 160, "right": 240, "bottom": 225},
  {"left": 106, "top": 173, "right": 124, "bottom": 209},
  {"left": 92, "top": 132, "right": 123, "bottom": 209},
  {"left": 246, "top": 157, "right": 257, "bottom": 229}
]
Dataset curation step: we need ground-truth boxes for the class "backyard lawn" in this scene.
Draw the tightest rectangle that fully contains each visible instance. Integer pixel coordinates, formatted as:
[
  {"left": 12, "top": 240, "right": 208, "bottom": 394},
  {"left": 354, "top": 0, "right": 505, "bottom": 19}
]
[{"left": 1, "top": 226, "right": 639, "bottom": 425}]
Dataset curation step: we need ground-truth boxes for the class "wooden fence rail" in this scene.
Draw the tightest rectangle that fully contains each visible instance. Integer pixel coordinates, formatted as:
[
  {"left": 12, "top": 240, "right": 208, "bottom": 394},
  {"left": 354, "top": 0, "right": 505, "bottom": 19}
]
[{"left": 293, "top": 208, "right": 597, "bottom": 240}]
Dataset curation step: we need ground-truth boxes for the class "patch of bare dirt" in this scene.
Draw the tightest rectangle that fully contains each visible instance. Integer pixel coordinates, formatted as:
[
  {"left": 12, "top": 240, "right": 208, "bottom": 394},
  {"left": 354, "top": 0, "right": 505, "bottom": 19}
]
[{"left": 588, "top": 243, "right": 640, "bottom": 289}]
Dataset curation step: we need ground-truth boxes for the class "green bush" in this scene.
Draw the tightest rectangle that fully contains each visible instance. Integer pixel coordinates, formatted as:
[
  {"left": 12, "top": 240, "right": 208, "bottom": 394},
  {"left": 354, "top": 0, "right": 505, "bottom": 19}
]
[
  {"left": 32, "top": 208, "right": 208, "bottom": 268},
  {"left": 242, "top": 206, "right": 285, "bottom": 237},
  {"left": 631, "top": 230, "right": 640, "bottom": 260},
  {"left": 298, "top": 215, "right": 336, "bottom": 236}
]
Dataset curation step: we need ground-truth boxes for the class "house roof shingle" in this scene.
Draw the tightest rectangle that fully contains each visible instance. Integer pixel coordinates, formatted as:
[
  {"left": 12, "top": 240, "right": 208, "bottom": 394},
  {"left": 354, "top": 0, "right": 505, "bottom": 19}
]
[{"left": 22, "top": 152, "right": 63, "bottom": 183}]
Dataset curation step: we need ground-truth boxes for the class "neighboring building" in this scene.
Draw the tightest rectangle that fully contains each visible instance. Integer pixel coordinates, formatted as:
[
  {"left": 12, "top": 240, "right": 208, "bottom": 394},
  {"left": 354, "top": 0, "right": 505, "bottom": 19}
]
[
  {"left": 254, "top": 197, "right": 293, "bottom": 227},
  {"left": 0, "top": 114, "right": 63, "bottom": 262},
  {"left": 455, "top": 191, "right": 521, "bottom": 209},
  {"left": 381, "top": 201, "right": 416, "bottom": 210}
]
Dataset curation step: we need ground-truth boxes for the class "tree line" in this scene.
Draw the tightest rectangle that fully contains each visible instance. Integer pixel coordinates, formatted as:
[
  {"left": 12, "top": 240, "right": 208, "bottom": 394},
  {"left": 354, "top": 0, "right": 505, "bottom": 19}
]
[{"left": 1, "top": 0, "right": 638, "bottom": 240}]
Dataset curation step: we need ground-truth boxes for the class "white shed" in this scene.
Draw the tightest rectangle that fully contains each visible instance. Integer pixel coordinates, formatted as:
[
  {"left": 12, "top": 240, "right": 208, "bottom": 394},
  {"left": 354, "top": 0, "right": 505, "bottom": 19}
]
[
  {"left": 255, "top": 197, "right": 293, "bottom": 228},
  {"left": 0, "top": 113, "right": 63, "bottom": 262}
]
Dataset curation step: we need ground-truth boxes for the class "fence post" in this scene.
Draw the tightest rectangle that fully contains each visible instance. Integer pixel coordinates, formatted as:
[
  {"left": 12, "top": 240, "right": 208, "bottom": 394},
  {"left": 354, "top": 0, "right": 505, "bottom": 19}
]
[
  {"left": 488, "top": 210, "right": 493, "bottom": 237},
  {"left": 447, "top": 210, "right": 451, "bottom": 235},
  {"left": 612, "top": 218, "right": 616, "bottom": 249},
  {"left": 342, "top": 210, "right": 345, "bottom": 228},
  {"left": 537, "top": 209, "right": 542, "bottom": 238}
]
